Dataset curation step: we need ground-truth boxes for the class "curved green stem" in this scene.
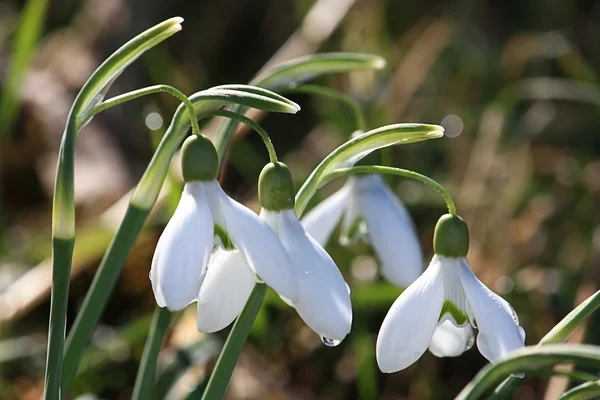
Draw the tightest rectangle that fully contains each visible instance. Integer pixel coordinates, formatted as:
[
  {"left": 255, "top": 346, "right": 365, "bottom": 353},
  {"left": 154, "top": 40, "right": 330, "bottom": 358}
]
[
  {"left": 320, "top": 165, "right": 456, "bottom": 215},
  {"left": 205, "top": 109, "right": 278, "bottom": 163},
  {"left": 89, "top": 84, "right": 201, "bottom": 136},
  {"left": 132, "top": 307, "right": 172, "bottom": 400},
  {"left": 287, "top": 84, "right": 366, "bottom": 132},
  {"left": 201, "top": 284, "right": 267, "bottom": 399}
]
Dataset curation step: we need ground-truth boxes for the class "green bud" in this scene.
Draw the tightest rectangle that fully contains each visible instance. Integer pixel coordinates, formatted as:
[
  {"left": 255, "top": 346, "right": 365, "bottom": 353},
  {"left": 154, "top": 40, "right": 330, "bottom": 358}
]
[
  {"left": 259, "top": 162, "right": 295, "bottom": 211},
  {"left": 181, "top": 135, "right": 219, "bottom": 182},
  {"left": 433, "top": 214, "right": 469, "bottom": 258}
]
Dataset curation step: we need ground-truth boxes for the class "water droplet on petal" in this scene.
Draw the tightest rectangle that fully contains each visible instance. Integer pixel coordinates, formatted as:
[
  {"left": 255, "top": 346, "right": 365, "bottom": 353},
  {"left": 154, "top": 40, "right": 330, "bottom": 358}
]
[
  {"left": 509, "top": 306, "right": 520, "bottom": 325},
  {"left": 321, "top": 337, "right": 341, "bottom": 347}
]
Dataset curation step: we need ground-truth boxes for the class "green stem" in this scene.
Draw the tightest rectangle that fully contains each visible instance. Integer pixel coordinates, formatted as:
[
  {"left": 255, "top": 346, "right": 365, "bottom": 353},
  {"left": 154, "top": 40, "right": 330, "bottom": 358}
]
[
  {"left": 62, "top": 204, "right": 149, "bottom": 392},
  {"left": 287, "top": 84, "right": 366, "bottom": 132},
  {"left": 323, "top": 165, "right": 457, "bottom": 215},
  {"left": 205, "top": 109, "right": 278, "bottom": 163},
  {"left": 490, "top": 290, "right": 600, "bottom": 399},
  {"left": 200, "top": 284, "right": 267, "bottom": 400},
  {"left": 132, "top": 307, "right": 172, "bottom": 400},
  {"left": 42, "top": 238, "right": 74, "bottom": 400},
  {"left": 89, "top": 84, "right": 201, "bottom": 136}
]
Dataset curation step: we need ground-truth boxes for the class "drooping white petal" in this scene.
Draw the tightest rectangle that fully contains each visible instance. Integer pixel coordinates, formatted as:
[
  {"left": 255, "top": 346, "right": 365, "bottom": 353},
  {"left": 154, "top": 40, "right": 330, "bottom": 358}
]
[
  {"left": 429, "top": 321, "right": 474, "bottom": 358},
  {"left": 300, "top": 183, "right": 352, "bottom": 246},
  {"left": 355, "top": 175, "right": 423, "bottom": 287},
  {"left": 150, "top": 183, "right": 214, "bottom": 311},
  {"left": 266, "top": 209, "right": 352, "bottom": 341},
  {"left": 456, "top": 258, "right": 525, "bottom": 363},
  {"left": 376, "top": 256, "right": 444, "bottom": 373},
  {"left": 208, "top": 183, "right": 299, "bottom": 302},
  {"left": 196, "top": 249, "right": 255, "bottom": 333}
]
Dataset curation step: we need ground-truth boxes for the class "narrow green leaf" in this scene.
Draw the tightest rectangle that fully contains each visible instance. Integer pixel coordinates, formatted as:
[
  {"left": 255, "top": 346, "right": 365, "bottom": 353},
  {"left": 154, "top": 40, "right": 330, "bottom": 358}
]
[
  {"left": 558, "top": 380, "right": 600, "bottom": 400},
  {"left": 213, "top": 52, "right": 387, "bottom": 161},
  {"left": 295, "top": 124, "right": 444, "bottom": 215},
  {"left": 0, "top": 0, "right": 49, "bottom": 139},
  {"left": 491, "top": 290, "right": 600, "bottom": 399},
  {"left": 210, "top": 84, "right": 301, "bottom": 110},
  {"left": 253, "top": 52, "right": 386, "bottom": 89},
  {"left": 74, "top": 17, "right": 183, "bottom": 122},
  {"left": 132, "top": 308, "right": 172, "bottom": 400},
  {"left": 455, "top": 344, "right": 600, "bottom": 400}
]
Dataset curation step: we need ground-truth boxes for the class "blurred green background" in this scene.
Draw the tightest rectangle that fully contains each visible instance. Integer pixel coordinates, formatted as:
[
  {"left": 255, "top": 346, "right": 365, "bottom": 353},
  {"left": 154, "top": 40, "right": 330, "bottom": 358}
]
[{"left": 1, "top": 0, "right": 600, "bottom": 399}]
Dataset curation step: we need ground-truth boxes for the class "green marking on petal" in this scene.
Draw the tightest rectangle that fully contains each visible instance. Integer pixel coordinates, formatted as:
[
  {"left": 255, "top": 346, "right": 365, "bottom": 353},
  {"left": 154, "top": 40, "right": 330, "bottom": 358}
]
[
  {"left": 214, "top": 224, "right": 234, "bottom": 250},
  {"left": 440, "top": 300, "right": 468, "bottom": 326}
]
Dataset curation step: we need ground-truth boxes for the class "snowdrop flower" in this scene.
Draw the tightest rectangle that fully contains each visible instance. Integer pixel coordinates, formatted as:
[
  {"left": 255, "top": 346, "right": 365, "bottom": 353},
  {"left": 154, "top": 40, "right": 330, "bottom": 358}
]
[
  {"left": 376, "top": 214, "right": 525, "bottom": 373},
  {"left": 301, "top": 174, "right": 422, "bottom": 287},
  {"left": 197, "top": 162, "right": 352, "bottom": 344},
  {"left": 150, "top": 135, "right": 299, "bottom": 312}
]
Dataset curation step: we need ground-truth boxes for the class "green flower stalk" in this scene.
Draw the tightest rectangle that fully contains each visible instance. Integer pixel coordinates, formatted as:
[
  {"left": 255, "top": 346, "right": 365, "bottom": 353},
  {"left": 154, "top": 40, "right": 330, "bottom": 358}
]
[{"left": 45, "top": 17, "right": 184, "bottom": 400}]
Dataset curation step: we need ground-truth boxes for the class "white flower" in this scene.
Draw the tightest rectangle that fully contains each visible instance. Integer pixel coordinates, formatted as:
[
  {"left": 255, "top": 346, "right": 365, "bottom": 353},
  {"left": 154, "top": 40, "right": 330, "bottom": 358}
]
[
  {"left": 376, "top": 255, "right": 525, "bottom": 373},
  {"left": 197, "top": 208, "right": 352, "bottom": 343},
  {"left": 150, "top": 181, "right": 299, "bottom": 311},
  {"left": 301, "top": 174, "right": 422, "bottom": 287}
]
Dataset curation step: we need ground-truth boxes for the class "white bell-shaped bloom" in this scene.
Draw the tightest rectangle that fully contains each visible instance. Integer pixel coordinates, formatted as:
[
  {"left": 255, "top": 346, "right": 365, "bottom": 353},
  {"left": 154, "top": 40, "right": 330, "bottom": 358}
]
[
  {"left": 150, "top": 181, "right": 299, "bottom": 312},
  {"left": 376, "top": 255, "right": 525, "bottom": 373},
  {"left": 301, "top": 174, "right": 422, "bottom": 287},
  {"left": 197, "top": 208, "right": 352, "bottom": 343}
]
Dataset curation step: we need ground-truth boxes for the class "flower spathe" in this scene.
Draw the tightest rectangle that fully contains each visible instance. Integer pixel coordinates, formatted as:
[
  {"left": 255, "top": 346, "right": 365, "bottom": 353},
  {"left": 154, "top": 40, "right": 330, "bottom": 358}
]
[
  {"left": 301, "top": 174, "right": 422, "bottom": 287},
  {"left": 197, "top": 208, "right": 353, "bottom": 342},
  {"left": 376, "top": 255, "right": 525, "bottom": 373},
  {"left": 150, "top": 180, "right": 300, "bottom": 311}
]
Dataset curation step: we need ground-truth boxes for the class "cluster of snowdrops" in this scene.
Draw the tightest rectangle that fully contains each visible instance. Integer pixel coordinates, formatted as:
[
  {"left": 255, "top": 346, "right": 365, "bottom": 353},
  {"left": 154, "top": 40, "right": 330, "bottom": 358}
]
[{"left": 52, "top": 18, "right": 600, "bottom": 400}]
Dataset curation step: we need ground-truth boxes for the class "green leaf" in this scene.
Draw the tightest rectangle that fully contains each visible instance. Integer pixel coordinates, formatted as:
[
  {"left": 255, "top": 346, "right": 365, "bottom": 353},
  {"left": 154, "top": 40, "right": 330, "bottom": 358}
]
[
  {"left": 455, "top": 344, "right": 600, "bottom": 400},
  {"left": 295, "top": 124, "right": 444, "bottom": 215},
  {"left": 75, "top": 17, "right": 183, "bottom": 124},
  {"left": 253, "top": 52, "right": 386, "bottom": 89},
  {"left": 210, "top": 84, "right": 301, "bottom": 110},
  {"left": 0, "top": 0, "right": 49, "bottom": 139},
  {"left": 490, "top": 290, "right": 600, "bottom": 399},
  {"left": 558, "top": 380, "right": 600, "bottom": 400},
  {"left": 213, "top": 52, "right": 387, "bottom": 158}
]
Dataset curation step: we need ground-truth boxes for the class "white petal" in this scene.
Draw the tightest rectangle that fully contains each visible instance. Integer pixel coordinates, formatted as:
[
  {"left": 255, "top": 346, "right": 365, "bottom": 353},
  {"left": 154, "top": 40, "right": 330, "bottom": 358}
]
[
  {"left": 376, "top": 257, "right": 444, "bottom": 373},
  {"left": 429, "top": 321, "right": 474, "bottom": 358},
  {"left": 150, "top": 183, "right": 213, "bottom": 311},
  {"left": 196, "top": 250, "right": 255, "bottom": 333},
  {"left": 456, "top": 259, "right": 525, "bottom": 363},
  {"left": 300, "top": 183, "right": 351, "bottom": 246},
  {"left": 211, "top": 184, "right": 299, "bottom": 302},
  {"left": 269, "top": 209, "right": 352, "bottom": 341},
  {"left": 356, "top": 175, "right": 423, "bottom": 287}
]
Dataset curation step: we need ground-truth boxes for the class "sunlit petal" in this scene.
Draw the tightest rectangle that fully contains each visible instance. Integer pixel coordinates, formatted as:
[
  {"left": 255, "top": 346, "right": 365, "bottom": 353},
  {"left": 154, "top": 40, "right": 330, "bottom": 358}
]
[
  {"left": 356, "top": 175, "right": 423, "bottom": 287},
  {"left": 150, "top": 183, "right": 213, "bottom": 311},
  {"left": 376, "top": 256, "right": 444, "bottom": 373},
  {"left": 214, "top": 186, "right": 299, "bottom": 302},
  {"left": 270, "top": 209, "right": 352, "bottom": 341},
  {"left": 300, "top": 183, "right": 351, "bottom": 246},
  {"left": 196, "top": 249, "right": 255, "bottom": 333},
  {"left": 429, "top": 320, "right": 474, "bottom": 358},
  {"left": 456, "top": 258, "right": 525, "bottom": 363}
]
